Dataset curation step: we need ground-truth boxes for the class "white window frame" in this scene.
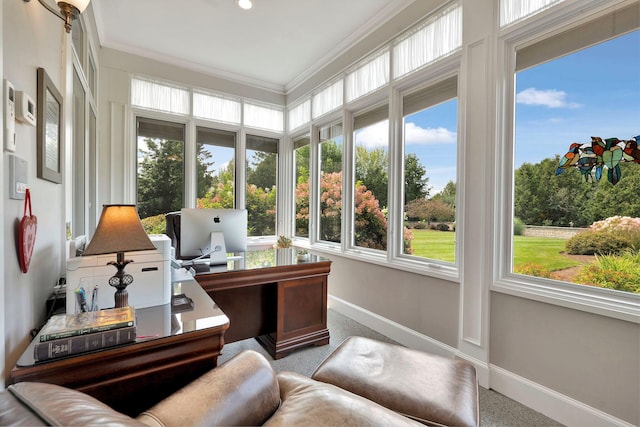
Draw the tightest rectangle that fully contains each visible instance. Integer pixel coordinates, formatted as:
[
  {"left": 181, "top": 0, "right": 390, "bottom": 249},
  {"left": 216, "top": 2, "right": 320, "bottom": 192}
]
[
  {"left": 128, "top": 75, "right": 285, "bottom": 245},
  {"left": 66, "top": 12, "right": 99, "bottom": 243},
  {"left": 493, "top": 1, "right": 640, "bottom": 323}
]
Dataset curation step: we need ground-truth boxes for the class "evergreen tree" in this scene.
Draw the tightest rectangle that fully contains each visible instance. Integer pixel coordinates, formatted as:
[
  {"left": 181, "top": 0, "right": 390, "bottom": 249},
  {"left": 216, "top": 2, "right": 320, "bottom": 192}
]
[
  {"left": 404, "top": 153, "right": 430, "bottom": 204},
  {"left": 137, "top": 139, "right": 185, "bottom": 219}
]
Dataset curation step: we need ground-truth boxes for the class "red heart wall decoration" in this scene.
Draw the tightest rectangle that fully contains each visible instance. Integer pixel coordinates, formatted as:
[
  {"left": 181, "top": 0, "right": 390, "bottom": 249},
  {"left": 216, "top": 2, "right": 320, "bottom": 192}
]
[{"left": 18, "top": 189, "right": 37, "bottom": 273}]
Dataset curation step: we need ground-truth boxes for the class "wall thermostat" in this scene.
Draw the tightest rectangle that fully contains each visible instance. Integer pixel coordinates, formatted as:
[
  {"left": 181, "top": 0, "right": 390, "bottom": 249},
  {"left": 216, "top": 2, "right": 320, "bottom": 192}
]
[
  {"left": 4, "top": 79, "right": 16, "bottom": 152},
  {"left": 16, "top": 91, "right": 36, "bottom": 126}
]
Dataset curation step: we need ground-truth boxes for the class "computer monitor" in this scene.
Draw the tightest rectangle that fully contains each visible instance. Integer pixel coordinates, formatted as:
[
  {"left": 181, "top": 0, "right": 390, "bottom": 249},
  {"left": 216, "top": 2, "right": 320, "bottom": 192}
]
[{"left": 179, "top": 208, "right": 247, "bottom": 260}]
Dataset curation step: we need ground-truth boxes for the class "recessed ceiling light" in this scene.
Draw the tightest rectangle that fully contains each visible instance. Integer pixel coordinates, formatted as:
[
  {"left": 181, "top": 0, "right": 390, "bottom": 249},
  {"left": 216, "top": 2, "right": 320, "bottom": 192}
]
[{"left": 237, "top": 0, "right": 253, "bottom": 10}]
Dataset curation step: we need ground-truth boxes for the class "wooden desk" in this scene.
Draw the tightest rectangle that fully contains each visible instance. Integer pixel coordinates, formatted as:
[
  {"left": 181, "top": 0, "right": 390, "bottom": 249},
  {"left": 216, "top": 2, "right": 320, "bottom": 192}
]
[
  {"left": 194, "top": 248, "right": 331, "bottom": 359},
  {"left": 10, "top": 279, "right": 229, "bottom": 417}
]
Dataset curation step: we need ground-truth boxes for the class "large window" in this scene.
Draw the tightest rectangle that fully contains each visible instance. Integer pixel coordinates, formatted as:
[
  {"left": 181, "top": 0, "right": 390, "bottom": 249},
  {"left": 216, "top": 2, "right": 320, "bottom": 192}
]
[
  {"left": 402, "top": 78, "right": 458, "bottom": 263},
  {"left": 512, "top": 25, "right": 639, "bottom": 296},
  {"left": 318, "top": 123, "right": 343, "bottom": 243},
  {"left": 353, "top": 106, "right": 389, "bottom": 251},
  {"left": 294, "top": 134, "right": 311, "bottom": 238},
  {"left": 131, "top": 77, "right": 285, "bottom": 239},
  {"left": 196, "top": 127, "right": 236, "bottom": 209},
  {"left": 136, "top": 118, "right": 185, "bottom": 222},
  {"left": 246, "top": 134, "right": 278, "bottom": 236},
  {"left": 68, "top": 15, "right": 98, "bottom": 241}
]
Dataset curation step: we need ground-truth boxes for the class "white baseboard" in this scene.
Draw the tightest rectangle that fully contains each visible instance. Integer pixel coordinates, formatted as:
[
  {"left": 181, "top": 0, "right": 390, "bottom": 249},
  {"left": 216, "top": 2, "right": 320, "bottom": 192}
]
[
  {"left": 490, "top": 365, "right": 635, "bottom": 427},
  {"left": 328, "top": 295, "right": 634, "bottom": 427}
]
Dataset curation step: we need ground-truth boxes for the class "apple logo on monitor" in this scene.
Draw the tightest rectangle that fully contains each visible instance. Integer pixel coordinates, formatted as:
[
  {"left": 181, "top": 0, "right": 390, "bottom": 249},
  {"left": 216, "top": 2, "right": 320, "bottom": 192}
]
[{"left": 213, "top": 216, "right": 221, "bottom": 223}]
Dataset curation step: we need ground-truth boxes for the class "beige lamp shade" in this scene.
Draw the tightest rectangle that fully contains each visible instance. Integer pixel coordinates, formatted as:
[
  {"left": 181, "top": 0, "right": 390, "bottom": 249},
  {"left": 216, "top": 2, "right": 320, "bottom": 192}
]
[{"left": 84, "top": 205, "right": 155, "bottom": 256}]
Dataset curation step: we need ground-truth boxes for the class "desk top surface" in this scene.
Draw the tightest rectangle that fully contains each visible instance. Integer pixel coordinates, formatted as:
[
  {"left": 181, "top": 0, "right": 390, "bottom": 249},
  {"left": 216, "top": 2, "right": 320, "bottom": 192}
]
[
  {"left": 17, "top": 278, "right": 229, "bottom": 367},
  {"left": 184, "top": 248, "right": 330, "bottom": 276}
]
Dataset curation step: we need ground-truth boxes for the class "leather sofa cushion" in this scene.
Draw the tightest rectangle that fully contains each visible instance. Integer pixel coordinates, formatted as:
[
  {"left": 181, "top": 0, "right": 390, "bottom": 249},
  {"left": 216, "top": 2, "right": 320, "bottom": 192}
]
[
  {"left": 0, "top": 388, "right": 47, "bottom": 426},
  {"left": 138, "top": 349, "right": 280, "bottom": 427},
  {"left": 265, "top": 371, "right": 423, "bottom": 427},
  {"left": 5, "top": 382, "right": 145, "bottom": 426},
  {"left": 312, "top": 336, "right": 479, "bottom": 427}
]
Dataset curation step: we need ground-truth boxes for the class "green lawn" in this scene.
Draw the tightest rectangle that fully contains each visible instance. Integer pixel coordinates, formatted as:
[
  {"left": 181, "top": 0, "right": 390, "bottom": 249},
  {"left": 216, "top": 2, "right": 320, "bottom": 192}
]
[
  {"left": 410, "top": 229, "right": 456, "bottom": 262},
  {"left": 410, "top": 229, "right": 579, "bottom": 271}
]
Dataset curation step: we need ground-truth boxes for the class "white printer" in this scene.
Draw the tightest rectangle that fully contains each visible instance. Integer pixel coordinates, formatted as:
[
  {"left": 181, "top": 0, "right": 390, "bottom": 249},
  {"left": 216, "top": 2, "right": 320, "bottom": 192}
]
[{"left": 66, "top": 234, "right": 171, "bottom": 313}]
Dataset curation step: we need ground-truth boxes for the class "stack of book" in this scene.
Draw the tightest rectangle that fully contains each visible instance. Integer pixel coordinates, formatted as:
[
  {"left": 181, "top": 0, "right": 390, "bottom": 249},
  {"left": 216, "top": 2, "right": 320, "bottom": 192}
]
[{"left": 34, "top": 306, "right": 136, "bottom": 362}]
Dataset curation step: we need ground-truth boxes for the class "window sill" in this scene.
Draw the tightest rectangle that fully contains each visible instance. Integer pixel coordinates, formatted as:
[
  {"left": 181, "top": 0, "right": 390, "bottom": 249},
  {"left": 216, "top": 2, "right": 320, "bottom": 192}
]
[{"left": 493, "top": 275, "right": 640, "bottom": 324}]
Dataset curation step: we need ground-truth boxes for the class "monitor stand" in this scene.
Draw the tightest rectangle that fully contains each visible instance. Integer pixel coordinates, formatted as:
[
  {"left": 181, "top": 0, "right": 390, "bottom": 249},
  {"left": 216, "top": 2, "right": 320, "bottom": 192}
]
[{"left": 208, "top": 232, "right": 227, "bottom": 265}]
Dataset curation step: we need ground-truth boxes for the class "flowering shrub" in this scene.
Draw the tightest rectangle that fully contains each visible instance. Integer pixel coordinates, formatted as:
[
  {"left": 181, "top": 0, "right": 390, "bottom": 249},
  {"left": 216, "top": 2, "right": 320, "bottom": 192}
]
[
  {"left": 513, "top": 262, "right": 551, "bottom": 278},
  {"left": 354, "top": 183, "right": 387, "bottom": 250},
  {"left": 296, "top": 171, "right": 413, "bottom": 253},
  {"left": 576, "top": 251, "right": 640, "bottom": 293},
  {"left": 590, "top": 216, "right": 640, "bottom": 232}
]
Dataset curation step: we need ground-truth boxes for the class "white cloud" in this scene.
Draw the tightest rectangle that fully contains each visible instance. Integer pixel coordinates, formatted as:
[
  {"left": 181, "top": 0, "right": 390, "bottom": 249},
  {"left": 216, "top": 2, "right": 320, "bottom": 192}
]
[
  {"left": 404, "top": 122, "right": 456, "bottom": 145},
  {"left": 355, "top": 121, "right": 389, "bottom": 148},
  {"left": 354, "top": 121, "right": 457, "bottom": 147},
  {"left": 516, "top": 87, "right": 580, "bottom": 108}
]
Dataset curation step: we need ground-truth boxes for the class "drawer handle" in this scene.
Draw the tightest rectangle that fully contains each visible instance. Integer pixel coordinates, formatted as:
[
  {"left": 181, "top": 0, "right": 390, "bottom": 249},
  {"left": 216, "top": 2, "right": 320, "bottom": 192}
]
[{"left": 141, "top": 267, "right": 159, "bottom": 272}]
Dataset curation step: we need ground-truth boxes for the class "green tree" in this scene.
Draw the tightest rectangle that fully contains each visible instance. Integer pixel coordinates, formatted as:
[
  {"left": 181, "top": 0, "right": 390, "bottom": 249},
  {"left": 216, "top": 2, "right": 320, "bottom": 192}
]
[
  {"left": 247, "top": 151, "right": 277, "bottom": 190},
  {"left": 355, "top": 146, "right": 388, "bottom": 208},
  {"left": 432, "top": 181, "right": 456, "bottom": 208},
  {"left": 198, "top": 163, "right": 235, "bottom": 209},
  {"left": 138, "top": 139, "right": 217, "bottom": 220},
  {"left": 320, "top": 140, "right": 342, "bottom": 174},
  {"left": 405, "top": 198, "right": 454, "bottom": 222},
  {"left": 404, "top": 153, "right": 430, "bottom": 204},
  {"left": 137, "top": 139, "right": 184, "bottom": 219},
  {"left": 196, "top": 144, "right": 215, "bottom": 198},
  {"left": 514, "top": 156, "right": 596, "bottom": 226},
  {"left": 246, "top": 184, "right": 276, "bottom": 236},
  {"left": 588, "top": 163, "right": 640, "bottom": 219}
]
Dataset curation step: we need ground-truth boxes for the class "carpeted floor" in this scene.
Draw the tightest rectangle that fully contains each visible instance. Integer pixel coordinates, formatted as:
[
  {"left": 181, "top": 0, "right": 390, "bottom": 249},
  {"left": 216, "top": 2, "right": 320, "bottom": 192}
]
[{"left": 219, "top": 308, "right": 564, "bottom": 427}]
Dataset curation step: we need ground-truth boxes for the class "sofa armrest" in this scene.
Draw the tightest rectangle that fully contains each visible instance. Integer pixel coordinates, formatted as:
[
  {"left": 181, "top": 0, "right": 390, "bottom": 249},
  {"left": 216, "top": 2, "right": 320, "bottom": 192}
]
[
  {"left": 137, "top": 350, "right": 280, "bottom": 427},
  {"left": 5, "top": 382, "right": 145, "bottom": 426}
]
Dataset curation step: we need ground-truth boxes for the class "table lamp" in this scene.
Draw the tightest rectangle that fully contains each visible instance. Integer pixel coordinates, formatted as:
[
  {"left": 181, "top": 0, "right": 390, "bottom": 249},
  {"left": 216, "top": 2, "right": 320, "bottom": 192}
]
[{"left": 83, "top": 205, "right": 156, "bottom": 308}]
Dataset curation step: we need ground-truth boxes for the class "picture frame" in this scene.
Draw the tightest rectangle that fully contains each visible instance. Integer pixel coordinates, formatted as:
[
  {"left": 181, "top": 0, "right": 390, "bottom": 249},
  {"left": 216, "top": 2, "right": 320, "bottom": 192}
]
[{"left": 37, "top": 67, "right": 63, "bottom": 184}]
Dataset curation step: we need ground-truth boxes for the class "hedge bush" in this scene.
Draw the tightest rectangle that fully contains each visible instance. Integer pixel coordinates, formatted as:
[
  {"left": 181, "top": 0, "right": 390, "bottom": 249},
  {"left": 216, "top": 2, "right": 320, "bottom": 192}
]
[
  {"left": 513, "top": 217, "right": 525, "bottom": 236},
  {"left": 141, "top": 214, "right": 167, "bottom": 235},
  {"left": 565, "top": 230, "right": 634, "bottom": 255},
  {"left": 436, "top": 223, "right": 450, "bottom": 231}
]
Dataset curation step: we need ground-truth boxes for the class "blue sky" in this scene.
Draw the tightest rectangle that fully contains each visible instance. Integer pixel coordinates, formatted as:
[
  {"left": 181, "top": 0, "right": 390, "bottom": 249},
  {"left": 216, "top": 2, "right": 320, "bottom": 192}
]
[
  {"left": 514, "top": 30, "right": 639, "bottom": 168},
  {"left": 373, "top": 28, "right": 639, "bottom": 195},
  {"left": 204, "top": 29, "right": 639, "bottom": 197}
]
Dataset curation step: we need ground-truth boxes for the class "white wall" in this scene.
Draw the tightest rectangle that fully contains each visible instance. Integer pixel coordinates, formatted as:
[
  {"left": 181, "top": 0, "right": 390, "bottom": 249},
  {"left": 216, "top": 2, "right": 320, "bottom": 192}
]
[{"left": 2, "top": 0, "right": 69, "bottom": 384}]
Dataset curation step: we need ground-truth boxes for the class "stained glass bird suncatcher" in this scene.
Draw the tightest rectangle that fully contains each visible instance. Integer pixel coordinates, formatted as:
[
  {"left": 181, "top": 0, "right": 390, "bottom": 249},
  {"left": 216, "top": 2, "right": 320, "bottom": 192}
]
[{"left": 556, "top": 135, "right": 640, "bottom": 185}]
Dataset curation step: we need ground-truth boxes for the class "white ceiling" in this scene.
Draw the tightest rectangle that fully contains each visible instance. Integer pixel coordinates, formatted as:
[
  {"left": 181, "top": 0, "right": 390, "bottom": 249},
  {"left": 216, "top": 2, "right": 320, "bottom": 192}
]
[{"left": 92, "top": 0, "right": 415, "bottom": 93}]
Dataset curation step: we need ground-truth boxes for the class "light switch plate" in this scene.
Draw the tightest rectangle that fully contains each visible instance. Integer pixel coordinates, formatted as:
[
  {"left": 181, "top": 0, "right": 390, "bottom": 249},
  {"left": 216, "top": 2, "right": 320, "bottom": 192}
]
[{"left": 9, "top": 154, "right": 28, "bottom": 200}]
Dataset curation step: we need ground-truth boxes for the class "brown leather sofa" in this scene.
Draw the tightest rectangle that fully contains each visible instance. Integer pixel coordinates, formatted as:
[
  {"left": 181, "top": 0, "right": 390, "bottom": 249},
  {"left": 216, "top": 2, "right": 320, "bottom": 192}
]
[{"left": 1, "top": 344, "right": 478, "bottom": 426}]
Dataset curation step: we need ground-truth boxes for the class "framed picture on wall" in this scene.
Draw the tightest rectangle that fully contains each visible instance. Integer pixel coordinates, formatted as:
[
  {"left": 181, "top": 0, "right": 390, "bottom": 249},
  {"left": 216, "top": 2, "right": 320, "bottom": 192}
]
[{"left": 37, "top": 67, "right": 63, "bottom": 184}]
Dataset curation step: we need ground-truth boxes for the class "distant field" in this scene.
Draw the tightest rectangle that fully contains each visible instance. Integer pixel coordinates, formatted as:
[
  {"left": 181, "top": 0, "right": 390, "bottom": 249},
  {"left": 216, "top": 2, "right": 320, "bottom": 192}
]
[{"left": 410, "top": 229, "right": 578, "bottom": 270}]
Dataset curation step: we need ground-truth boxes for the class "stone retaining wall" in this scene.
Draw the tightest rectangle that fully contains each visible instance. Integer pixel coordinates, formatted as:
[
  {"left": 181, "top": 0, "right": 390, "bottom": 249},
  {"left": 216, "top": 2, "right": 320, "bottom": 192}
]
[{"left": 523, "top": 225, "right": 587, "bottom": 239}]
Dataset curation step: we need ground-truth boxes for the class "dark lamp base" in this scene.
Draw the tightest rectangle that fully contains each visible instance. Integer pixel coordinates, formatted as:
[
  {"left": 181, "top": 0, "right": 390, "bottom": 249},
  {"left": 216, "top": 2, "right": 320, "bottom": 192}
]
[{"left": 114, "top": 289, "right": 129, "bottom": 308}]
